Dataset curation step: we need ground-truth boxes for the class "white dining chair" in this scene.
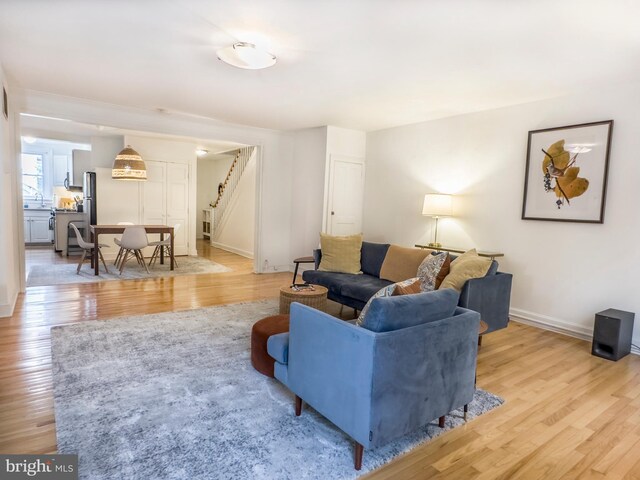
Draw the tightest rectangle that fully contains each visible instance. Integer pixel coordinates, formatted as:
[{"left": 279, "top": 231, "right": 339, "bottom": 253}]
[
  {"left": 70, "top": 222, "right": 110, "bottom": 274},
  {"left": 118, "top": 226, "right": 150, "bottom": 274},
  {"left": 114, "top": 221, "right": 135, "bottom": 268},
  {"left": 148, "top": 223, "right": 180, "bottom": 268}
]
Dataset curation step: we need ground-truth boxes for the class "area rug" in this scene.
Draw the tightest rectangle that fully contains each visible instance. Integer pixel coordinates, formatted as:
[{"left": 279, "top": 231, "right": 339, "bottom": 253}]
[
  {"left": 27, "top": 256, "right": 231, "bottom": 287},
  {"left": 51, "top": 300, "right": 504, "bottom": 479}
]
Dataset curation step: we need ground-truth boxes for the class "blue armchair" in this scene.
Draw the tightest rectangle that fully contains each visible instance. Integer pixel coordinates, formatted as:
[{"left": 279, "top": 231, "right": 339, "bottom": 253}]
[{"left": 267, "top": 289, "right": 480, "bottom": 470}]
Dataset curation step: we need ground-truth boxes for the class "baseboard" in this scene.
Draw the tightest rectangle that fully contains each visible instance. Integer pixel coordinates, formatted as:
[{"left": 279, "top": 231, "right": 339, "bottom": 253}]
[
  {"left": 510, "top": 307, "right": 640, "bottom": 356},
  {"left": 211, "top": 241, "right": 254, "bottom": 259},
  {"left": 0, "top": 290, "right": 19, "bottom": 318}
]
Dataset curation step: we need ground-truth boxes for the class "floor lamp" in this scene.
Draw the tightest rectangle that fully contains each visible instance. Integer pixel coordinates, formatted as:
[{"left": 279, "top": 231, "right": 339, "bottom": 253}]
[{"left": 422, "top": 194, "right": 453, "bottom": 248}]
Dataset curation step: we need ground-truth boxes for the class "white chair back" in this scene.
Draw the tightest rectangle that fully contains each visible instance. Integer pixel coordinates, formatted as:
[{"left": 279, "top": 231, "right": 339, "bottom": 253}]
[
  {"left": 120, "top": 226, "right": 149, "bottom": 251},
  {"left": 70, "top": 223, "right": 92, "bottom": 249}
]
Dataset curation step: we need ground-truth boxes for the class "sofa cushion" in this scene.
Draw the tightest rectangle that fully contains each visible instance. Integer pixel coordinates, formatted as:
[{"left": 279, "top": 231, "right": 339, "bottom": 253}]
[
  {"left": 439, "top": 249, "right": 492, "bottom": 292},
  {"left": 318, "top": 233, "right": 363, "bottom": 274},
  {"left": 360, "top": 288, "right": 460, "bottom": 333},
  {"left": 379, "top": 245, "right": 433, "bottom": 283},
  {"left": 302, "top": 270, "right": 363, "bottom": 298},
  {"left": 355, "top": 277, "right": 419, "bottom": 326},
  {"left": 417, "top": 252, "right": 449, "bottom": 292},
  {"left": 340, "top": 275, "right": 394, "bottom": 304},
  {"left": 392, "top": 278, "right": 421, "bottom": 295},
  {"left": 360, "top": 242, "right": 391, "bottom": 277}
]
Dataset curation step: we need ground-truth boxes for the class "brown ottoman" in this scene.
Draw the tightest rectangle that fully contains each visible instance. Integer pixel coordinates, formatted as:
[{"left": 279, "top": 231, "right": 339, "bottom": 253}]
[{"left": 251, "top": 314, "right": 290, "bottom": 377}]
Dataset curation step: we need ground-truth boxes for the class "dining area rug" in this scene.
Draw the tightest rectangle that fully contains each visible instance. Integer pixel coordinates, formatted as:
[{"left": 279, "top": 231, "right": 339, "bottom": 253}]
[{"left": 27, "top": 256, "right": 231, "bottom": 287}]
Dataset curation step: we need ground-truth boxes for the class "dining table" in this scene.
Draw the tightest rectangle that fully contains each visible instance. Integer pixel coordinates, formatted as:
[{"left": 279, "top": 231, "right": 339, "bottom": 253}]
[{"left": 90, "top": 224, "right": 175, "bottom": 276}]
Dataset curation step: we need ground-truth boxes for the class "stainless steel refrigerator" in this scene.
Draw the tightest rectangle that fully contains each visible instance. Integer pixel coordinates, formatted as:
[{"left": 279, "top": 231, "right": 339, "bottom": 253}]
[{"left": 83, "top": 172, "right": 97, "bottom": 241}]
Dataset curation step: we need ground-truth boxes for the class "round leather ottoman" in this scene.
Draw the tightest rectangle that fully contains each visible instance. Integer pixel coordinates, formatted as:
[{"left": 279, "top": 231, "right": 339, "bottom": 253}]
[{"left": 251, "top": 314, "right": 290, "bottom": 377}]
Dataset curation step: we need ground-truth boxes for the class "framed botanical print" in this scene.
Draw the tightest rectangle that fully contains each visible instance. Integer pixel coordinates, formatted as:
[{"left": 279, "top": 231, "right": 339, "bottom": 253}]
[{"left": 521, "top": 120, "right": 613, "bottom": 223}]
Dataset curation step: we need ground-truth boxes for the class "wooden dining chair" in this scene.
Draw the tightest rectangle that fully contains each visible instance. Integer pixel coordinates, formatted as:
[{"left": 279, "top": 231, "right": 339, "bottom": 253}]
[{"left": 70, "top": 222, "right": 110, "bottom": 274}]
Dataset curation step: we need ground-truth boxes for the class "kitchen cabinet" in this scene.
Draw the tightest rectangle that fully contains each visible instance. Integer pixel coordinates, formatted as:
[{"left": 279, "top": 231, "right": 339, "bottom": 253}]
[
  {"left": 24, "top": 211, "right": 52, "bottom": 244},
  {"left": 53, "top": 154, "right": 71, "bottom": 186}
]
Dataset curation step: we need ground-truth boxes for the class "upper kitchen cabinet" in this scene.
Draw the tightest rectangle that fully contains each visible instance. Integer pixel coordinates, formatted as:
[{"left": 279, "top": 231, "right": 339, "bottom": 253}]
[{"left": 53, "top": 154, "right": 71, "bottom": 186}]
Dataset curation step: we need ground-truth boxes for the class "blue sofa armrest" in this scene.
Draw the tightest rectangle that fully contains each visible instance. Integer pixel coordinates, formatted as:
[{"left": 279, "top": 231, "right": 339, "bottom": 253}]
[
  {"left": 459, "top": 272, "right": 512, "bottom": 333},
  {"left": 267, "top": 332, "right": 289, "bottom": 365},
  {"left": 287, "top": 303, "right": 376, "bottom": 447}
]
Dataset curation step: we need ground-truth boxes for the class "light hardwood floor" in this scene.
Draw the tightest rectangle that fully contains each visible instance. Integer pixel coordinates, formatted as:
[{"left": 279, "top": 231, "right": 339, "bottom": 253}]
[{"left": 3, "top": 241, "right": 640, "bottom": 479}]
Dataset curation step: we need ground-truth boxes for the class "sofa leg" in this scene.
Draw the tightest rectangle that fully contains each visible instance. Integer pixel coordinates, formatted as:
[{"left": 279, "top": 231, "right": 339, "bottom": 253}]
[
  {"left": 353, "top": 308, "right": 358, "bottom": 318},
  {"left": 354, "top": 442, "right": 364, "bottom": 470},
  {"left": 464, "top": 404, "right": 468, "bottom": 421},
  {"left": 438, "top": 415, "right": 445, "bottom": 428},
  {"left": 339, "top": 305, "right": 344, "bottom": 316},
  {"left": 295, "top": 395, "right": 303, "bottom": 416}
]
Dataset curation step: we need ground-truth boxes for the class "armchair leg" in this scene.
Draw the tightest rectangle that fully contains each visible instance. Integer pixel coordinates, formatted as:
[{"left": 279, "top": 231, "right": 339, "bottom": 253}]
[
  {"left": 295, "top": 395, "right": 303, "bottom": 416},
  {"left": 438, "top": 415, "right": 445, "bottom": 428},
  {"left": 354, "top": 442, "right": 364, "bottom": 470},
  {"left": 464, "top": 404, "right": 468, "bottom": 421}
]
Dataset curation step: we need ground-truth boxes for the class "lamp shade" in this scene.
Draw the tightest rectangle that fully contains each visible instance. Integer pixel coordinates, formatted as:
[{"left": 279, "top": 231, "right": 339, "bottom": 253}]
[
  {"left": 112, "top": 145, "right": 147, "bottom": 181},
  {"left": 422, "top": 194, "right": 453, "bottom": 217}
]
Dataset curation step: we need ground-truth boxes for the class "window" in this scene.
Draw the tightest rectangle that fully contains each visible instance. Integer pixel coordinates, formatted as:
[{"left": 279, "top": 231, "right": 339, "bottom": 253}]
[{"left": 22, "top": 153, "right": 44, "bottom": 199}]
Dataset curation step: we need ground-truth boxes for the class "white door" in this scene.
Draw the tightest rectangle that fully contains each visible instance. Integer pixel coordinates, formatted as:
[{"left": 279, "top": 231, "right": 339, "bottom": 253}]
[
  {"left": 327, "top": 155, "right": 365, "bottom": 235},
  {"left": 166, "top": 163, "right": 189, "bottom": 256}
]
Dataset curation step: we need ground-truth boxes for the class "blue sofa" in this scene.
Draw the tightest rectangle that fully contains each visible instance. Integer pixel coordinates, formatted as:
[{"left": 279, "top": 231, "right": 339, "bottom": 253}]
[
  {"left": 302, "top": 241, "right": 512, "bottom": 334},
  {"left": 267, "top": 290, "right": 480, "bottom": 470}
]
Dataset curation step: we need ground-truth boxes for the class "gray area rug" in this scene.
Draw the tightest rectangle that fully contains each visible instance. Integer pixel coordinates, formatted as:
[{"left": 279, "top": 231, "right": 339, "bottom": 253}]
[
  {"left": 51, "top": 300, "right": 504, "bottom": 479},
  {"left": 27, "top": 256, "right": 231, "bottom": 287}
]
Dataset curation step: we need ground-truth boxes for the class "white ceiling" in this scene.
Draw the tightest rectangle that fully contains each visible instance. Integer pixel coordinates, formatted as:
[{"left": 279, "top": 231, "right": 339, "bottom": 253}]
[{"left": 1, "top": 0, "right": 639, "bottom": 132}]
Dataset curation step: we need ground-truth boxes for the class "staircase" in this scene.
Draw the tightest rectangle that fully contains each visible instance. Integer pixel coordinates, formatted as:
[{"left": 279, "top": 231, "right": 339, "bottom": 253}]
[{"left": 210, "top": 146, "right": 255, "bottom": 239}]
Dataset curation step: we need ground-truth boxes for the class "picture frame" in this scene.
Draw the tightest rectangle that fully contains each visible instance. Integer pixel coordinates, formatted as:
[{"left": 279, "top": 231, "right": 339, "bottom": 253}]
[
  {"left": 2, "top": 86, "right": 7, "bottom": 120},
  {"left": 521, "top": 120, "right": 613, "bottom": 223}
]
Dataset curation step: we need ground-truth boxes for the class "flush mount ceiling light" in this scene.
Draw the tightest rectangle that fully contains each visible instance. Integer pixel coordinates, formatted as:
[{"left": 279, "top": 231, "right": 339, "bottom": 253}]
[
  {"left": 112, "top": 145, "right": 147, "bottom": 181},
  {"left": 196, "top": 149, "right": 209, "bottom": 156},
  {"left": 217, "top": 42, "right": 276, "bottom": 70}
]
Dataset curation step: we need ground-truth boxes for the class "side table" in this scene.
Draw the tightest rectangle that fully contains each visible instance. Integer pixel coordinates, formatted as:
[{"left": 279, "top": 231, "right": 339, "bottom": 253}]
[
  {"left": 279, "top": 285, "right": 328, "bottom": 314},
  {"left": 291, "top": 256, "right": 315, "bottom": 284}
]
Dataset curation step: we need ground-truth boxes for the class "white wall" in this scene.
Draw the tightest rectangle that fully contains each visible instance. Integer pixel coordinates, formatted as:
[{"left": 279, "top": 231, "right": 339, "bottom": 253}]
[
  {"left": 364, "top": 81, "right": 640, "bottom": 347},
  {"left": 214, "top": 154, "right": 256, "bottom": 258},
  {"left": 289, "top": 127, "right": 327, "bottom": 258},
  {"left": 90, "top": 135, "right": 124, "bottom": 169},
  {"left": 14, "top": 89, "right": 294, "bottom": 273},
  {"left": 0, "top": 62, "right": 20, "bottom": 316},
  {"left": 196, "top": 153, "right": 234, "bottom": 238}
]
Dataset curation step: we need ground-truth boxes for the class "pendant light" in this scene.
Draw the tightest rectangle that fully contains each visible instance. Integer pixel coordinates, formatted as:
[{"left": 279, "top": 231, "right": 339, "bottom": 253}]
[{"left": 112, "top": 145, "right": 147, "bottom": 180}]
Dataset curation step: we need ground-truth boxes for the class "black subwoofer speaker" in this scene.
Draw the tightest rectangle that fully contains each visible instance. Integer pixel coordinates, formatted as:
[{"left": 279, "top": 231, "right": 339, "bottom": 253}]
[{"left": 591, "top": 309, "right": 635, "bottom": 361}]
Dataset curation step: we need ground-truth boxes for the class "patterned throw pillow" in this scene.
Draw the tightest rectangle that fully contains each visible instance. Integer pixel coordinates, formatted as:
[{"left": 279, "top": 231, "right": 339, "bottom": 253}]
[
  {"left": 416, "top": 253, "right": 449, "bottom": 292},
  {"left": 355, "top": 277, "right": 419, "bottom": 326}
]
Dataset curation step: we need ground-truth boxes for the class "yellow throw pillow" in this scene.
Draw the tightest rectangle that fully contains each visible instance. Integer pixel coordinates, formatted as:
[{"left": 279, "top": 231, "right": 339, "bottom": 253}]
[
  {"left": 318, "top": 233, "right": 363, "bottom": 274},
  {"left": 379, "top": 245, "right": 433, "bottom": 283},
  {"left": 439, "top": 249, "right": 492, "bottom": 291}
]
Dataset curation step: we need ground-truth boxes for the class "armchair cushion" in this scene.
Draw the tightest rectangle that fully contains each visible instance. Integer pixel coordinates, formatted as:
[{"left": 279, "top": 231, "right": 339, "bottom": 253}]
[{"left": 360, "top": 288, "right": 460, "bottom": 333}]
